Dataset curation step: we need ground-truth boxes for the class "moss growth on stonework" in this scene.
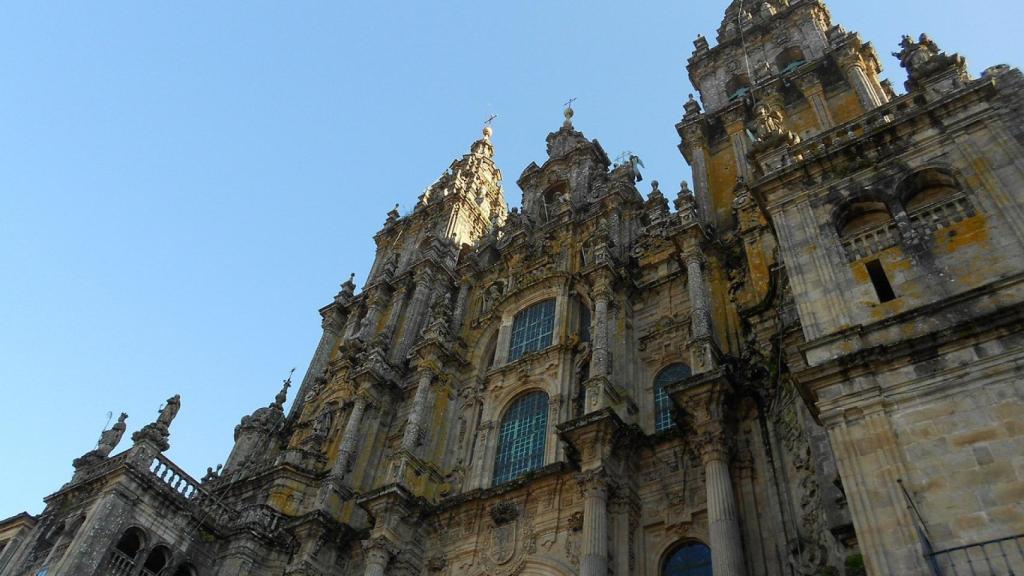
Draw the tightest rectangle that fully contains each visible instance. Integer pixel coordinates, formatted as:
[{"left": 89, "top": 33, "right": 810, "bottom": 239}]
[{"left": 845, "top": 553, "right": 866, "bottom": 576}]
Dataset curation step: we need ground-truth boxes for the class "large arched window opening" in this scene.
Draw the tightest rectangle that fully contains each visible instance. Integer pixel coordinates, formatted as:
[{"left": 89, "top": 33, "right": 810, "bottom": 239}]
[
  {"left": 107, "top": 527, "right": 146, "bottom": 573},
  {"left": 508, "top": 299, "right": 556, "bottom": 362},
  {"left": 836, "top": 199, "right": 893, "bottom": 240},
  {"left": 141, "top": 546, "right": 171, "bottom": 576},
  {"left": 493, "top": 391, "right": 549, "bottom": 485},
  {"left": 654, "top": 364, "right": 691, "bottom": 433},
  {"left": 663, "top": 541, "right": 712, "bottom": 576},
  {"left": 775, "top": 46, "right": 807, "bottom": 75}
]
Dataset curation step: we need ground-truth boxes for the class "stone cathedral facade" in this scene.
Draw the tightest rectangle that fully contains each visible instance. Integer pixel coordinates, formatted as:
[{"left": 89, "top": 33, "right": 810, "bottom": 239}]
[{"left": 2, "top": 2, "right": 1023, "bottom": 575}]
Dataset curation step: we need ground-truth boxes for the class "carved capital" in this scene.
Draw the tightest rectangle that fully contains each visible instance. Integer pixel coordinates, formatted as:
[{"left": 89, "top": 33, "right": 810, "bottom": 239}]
[
  {"left": 362, "top": 536, "right": 400, "bottom": 567},
  {"left": 575, "top": 468, "right": 616, "bottom": 500},
  {"left": 694, "top": 427, "right": 731, "bottom": 465},
  {"left": 792, "top": 71, "right": 823, "bottom": 94}
]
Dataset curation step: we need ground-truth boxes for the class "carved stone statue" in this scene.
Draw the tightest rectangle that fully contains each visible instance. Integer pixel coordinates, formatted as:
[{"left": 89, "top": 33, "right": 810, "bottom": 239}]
[
  {"left": 751, "top": 101, "right": 799, "bottom": 152},
  {"left": 313, "top": 407, "right": 333, "bottom": 439},
  {"left": 157, "top": 395, "right": 181, "bottom": 430},
  {"left": 893, "top": 33, "right": 968, "bottom": 91},
  {"left": 96, "top": 413, "right": 128, "bottom": 457}
]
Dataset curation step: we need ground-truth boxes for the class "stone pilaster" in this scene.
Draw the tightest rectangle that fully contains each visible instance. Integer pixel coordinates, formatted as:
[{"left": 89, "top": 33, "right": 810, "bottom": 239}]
[
  {"left": 670, "top": 371, "right": 747, "bottom": 576},
  {"left": 793, "top": 72, "right": 835, "bottom": 130},
  {"left": 381, "top": 282, "right": 410, "bottom": 342},
  {"left": 318, "top": 393, "right": 370, "bottom": 505},
  {"left": 722, "top": 107, "right": 751, "bottom": 181}
]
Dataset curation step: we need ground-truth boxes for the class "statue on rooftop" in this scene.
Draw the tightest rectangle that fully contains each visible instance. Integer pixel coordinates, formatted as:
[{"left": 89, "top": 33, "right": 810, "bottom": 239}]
[
  {"left": 157, "top": 395, "right": 181, "bottom": 430},
  {"left": 96, "top": 413, "right": 129, "bottom": 457},
  {"left": 893, "top": 33, "right": 968, "bottom": 91}
]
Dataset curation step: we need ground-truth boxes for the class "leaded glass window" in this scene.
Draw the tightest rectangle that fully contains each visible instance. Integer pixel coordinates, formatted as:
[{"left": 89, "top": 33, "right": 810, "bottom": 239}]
[
  {"left": 508, "top": 299, "right": 556, "bottom": 362},
  {"left": 663, "top": 542, "right": 712, "bottom": 576},
  {"left": 654, "top": 364, "right": 691, "bottom": 433},
  {"left": 493, "top": 391, "right": 549, "bottom": 485}
]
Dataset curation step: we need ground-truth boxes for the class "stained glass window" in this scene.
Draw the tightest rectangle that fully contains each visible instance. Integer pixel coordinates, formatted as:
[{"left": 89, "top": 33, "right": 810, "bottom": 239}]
[
  {"left": 508, "top": 299, "right": 556, "bottom": 362},
  {"left": 654, "top": 364, "right": 691, "bottom": 433},
  {"left": 663, "top": 542, "right": 712, "bottom": 576},
  {"left": 493, "top": 391, "right": 549, "bottom": 485}
]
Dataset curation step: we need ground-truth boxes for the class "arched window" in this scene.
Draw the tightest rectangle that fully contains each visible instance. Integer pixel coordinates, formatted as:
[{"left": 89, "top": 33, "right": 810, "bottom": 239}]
[
  {"left": 775, "top": 46, "right": 807, "bottom": 75},
  {"left": 654, "top": 364, "right": 691, "bottom": 433},
  {"left": 663, "top": 542, "right": 712, "bottom": 576},
  {"left": 836, "top": 200, "right": 893, "bottom": 239},
  {"left": 508, "top": 299, "right": 556, "bottom": 362},
  {"left": 141, "top": 546, "right": 170, "bottom": 576},
  {"left": 899, "top": 169, "right": 962, "bottom": 213},
  {"left": 726, "top": 74, "right": 751, "bottom": 102},
  {"left": 493, "top": 391, "right": 549, "bottom": 485}
]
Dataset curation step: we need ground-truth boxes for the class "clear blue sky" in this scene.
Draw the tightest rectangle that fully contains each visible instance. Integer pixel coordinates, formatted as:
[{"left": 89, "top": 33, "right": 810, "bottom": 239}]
[{"left": 1, "top": 1, "right": 1019, "bottom": 516}]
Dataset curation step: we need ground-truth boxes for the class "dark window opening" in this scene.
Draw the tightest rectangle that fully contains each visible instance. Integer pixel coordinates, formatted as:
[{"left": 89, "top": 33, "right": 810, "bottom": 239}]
[{"left": 866, "top": 259, "right": 897, "bottom": 303}]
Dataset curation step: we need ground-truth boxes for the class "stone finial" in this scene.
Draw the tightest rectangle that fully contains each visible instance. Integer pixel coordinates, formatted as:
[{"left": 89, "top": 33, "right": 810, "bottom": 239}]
[
  {"left": 273, "top": 370, "right": 293, "bottom": 410},
  {"left": 385, "top": 203, "right": 400, "bottom": 226},
  {"left": 341, "top": 273, "right": 356, "bottom": 296},
  {"left": 693, "top": 34, "right": 709, "bottom": 54},
  {"left": 483, "top": 125, "right": 493, "bottom": 141},
  {"left": 563, "top": 106, "right": 575, "bottom": 128},
  {"left": 684, "top": 93, "right": 702, "bottom": 117},
  {"left": 675, "top": 181, "right": 699, "bottom": 225}
]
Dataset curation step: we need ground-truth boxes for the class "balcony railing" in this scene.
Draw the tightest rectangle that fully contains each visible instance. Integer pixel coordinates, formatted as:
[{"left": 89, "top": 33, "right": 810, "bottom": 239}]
[{"left": 926, "top": 534, "right": 1024, "bottom": 576}]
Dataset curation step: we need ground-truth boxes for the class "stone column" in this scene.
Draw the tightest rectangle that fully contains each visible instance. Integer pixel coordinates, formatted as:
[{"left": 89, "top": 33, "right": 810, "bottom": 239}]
[
  {"left": 839, "top": 51, "right": 884, "bottom": 110},
  {"left": 289, "top": 310, "right": 345, "bottom": 420},
  {"left": 342, "top": 304, "right": 364, "bottom": 340},
  {"left": 588, "top": 274, "right": 613, "bottom": 380},
  {"left": 359, "top": 289, "right": 389, "bottom": 341},
  {"left": 577, "top": 471, "right": 612, "bottom": 576},
  {"left": 688, "top": 250, "right": 712, "bottom": 340},
  {"left": 319, "top": 393, "right": 369, "bottom": 504},
  {"left": 723, "top": 107, "right": 751, "bottom": 181},
  {"left": 401, "top": 367, "right": 435, "bottom": 453},
  {"left": 681, "top": 125, "right": 712, "bottom": 224},
  {"left": 674, "top": 376, "right": 747, "bottom": 576},
  {"left": 793, "top": 72, "right": 834, "bottom": 130},
  {"left": 381, "top": 283, "right": 410, "bottom": 342},
  {"left": 395, "top": 268, "right": 435, "bottom": 359},
  {"left": 335, "top": 394, "right": 369, "bottom": 478},
  {"left": 362, "top": 537, "right": 396, "bottom": 576},
  {"left": 701, "top": 430, "right": 748, "bottom": 576},
  {"left": 451, "top": 280, "right": 471, "bottom": 333}
]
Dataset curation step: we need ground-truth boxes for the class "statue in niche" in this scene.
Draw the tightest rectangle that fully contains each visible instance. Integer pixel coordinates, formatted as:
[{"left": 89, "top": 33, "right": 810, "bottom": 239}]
[
  {"left": 751, "top": 100, "right": 799, "bottom": 151},
  {"left": 313, "top": 407, "right": 333, "bottom": 440}
]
